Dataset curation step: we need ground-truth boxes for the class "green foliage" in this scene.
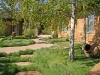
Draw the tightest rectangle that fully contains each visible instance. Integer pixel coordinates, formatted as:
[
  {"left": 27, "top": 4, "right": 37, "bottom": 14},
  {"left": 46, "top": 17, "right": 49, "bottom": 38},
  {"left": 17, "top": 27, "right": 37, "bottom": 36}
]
[
  {"left": 85, "top": 0, "right": 100, "bottom": 12},
  {"left": 0, "top": 39, "right": 35, "bottom": 47},
  {"left": 66, "top": 34, "right": 69, "bottom": 41},
  {"left": 0, "top": 19, "right": 7, "bottom": 35},
  {"left": 23, "top": 29, "right": 35, "bottom": 37},
  {"left": 42, "top": 27, "right": 51, "bottom": 34},
  {"left": 1, "top": 0, "right": 99, "bottom": 36}
]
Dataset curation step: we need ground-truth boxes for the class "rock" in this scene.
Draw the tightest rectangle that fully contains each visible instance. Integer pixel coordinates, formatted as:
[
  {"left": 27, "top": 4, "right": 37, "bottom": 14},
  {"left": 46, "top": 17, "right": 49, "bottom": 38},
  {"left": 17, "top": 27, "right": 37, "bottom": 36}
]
[
  {"left": 14, "top": 62, "right": 32, "bottom": 66},
  {"left": 20, "top": 55, "right": 34, "bottom": 58},
  {"left": 86, "top": 63, "right": 100, "bottom": 75}
]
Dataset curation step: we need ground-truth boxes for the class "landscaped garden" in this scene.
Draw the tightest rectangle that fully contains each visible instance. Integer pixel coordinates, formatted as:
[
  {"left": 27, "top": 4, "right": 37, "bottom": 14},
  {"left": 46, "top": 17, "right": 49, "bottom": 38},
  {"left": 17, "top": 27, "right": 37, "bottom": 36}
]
[
  {"left": 0, "top": 0, "right": 100, "bottom": 75},
  {"left": 0, "top": 38, "right": 99, "bottom": 75}
]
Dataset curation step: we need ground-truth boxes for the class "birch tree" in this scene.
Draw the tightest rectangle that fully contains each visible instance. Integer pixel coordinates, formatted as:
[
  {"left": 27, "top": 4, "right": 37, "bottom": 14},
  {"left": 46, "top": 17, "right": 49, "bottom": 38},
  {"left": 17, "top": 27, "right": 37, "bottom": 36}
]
[{"left": 69, "top": 1, "right": 76, "bottom": 62}]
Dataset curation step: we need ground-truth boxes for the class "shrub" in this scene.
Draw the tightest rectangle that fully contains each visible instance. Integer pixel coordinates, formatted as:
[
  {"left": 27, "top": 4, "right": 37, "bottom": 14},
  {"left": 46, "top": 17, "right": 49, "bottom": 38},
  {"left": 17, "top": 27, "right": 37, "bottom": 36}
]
[
  {"left": 42, "top": 27, "right": 51, "bottom": 34},
  {"left": 23, "top": 29, "right": 35, "bottom": 37},
  {"left": 66, "top": 34, "right": 69, "bottom": 41},
  {"left": 0, "top": 21, "right": 7, "bottom": 35}
]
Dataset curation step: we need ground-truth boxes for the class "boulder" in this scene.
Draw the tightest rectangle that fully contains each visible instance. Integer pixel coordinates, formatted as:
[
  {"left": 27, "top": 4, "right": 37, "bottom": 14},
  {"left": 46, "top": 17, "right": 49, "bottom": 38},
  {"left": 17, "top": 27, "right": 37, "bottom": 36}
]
[{"left": 86, "top": 63, "right": 100, "bottom": 75}]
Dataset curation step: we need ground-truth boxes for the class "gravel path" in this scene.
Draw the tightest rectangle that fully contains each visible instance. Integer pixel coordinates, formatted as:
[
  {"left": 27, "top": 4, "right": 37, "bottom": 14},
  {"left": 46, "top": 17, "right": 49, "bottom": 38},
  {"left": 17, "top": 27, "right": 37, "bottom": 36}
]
[{"left": 0, "top": 35, "right": 53, "bottom": 54}]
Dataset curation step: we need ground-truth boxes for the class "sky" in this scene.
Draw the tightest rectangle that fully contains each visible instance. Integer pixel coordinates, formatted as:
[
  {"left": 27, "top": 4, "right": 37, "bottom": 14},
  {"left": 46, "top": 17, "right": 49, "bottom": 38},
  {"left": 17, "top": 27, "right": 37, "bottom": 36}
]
[{"left": 44, "top": 0, "right": 48, "bottom": 2}]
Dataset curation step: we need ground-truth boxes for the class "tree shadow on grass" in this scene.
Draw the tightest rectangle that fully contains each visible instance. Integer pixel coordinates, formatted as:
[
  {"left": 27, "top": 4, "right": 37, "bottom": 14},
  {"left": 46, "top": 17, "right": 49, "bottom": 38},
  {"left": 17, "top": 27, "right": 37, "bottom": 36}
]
[
  {"left": 75, "top": 55, "right": 100, "bottom": 67},
  {"left": 0, "top": 56, "right": 18, "bottom": 75},
  {"left": 0, "top": 63, "right": 5, "bottom": 72},
  {"left": 0, "top": 63, "right": 18, "bottom": 75},
  {"left": 74, "top": 44, "right": 100, "bottom": 67}
]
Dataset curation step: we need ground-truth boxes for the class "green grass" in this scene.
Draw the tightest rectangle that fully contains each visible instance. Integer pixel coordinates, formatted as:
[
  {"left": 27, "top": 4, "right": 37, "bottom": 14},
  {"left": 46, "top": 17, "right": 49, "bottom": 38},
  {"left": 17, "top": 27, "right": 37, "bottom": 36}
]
[
  {"left": 14, "top": 36, "right": 38, "bottom": 39},
  {"left": 0, "top": 36, "right": 37, "bottom": 39},
  {"left": 0, "top": 40, "right": 99, "bottom": 75},
  {"left": 0, "top": 39, "right": 35, "bottom": 47},
  {"left": 39, "top": 38, "right": 68, "bottom": 44},
  {"left": 0, "top": 36, "right": 6, "bottom": 38}
]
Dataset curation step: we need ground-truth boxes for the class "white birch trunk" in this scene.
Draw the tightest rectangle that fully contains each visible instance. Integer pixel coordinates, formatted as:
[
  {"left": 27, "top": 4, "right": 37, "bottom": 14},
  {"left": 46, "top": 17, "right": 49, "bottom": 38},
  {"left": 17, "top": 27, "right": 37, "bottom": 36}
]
[{"left": 69, "top": 2, "right": 75, "bottom": 62}]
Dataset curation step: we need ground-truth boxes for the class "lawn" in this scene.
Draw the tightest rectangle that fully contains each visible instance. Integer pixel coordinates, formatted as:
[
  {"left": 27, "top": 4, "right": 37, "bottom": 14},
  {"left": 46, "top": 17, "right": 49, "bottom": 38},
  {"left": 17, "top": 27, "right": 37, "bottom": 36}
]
[{"left": 0, "top": 39, "right": 99, "bottom": 75}]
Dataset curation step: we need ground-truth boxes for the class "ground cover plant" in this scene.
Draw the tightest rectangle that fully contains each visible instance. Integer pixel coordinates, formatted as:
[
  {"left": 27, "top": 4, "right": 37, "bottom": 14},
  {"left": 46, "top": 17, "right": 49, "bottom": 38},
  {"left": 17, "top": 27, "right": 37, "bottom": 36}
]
[
  {"left": 14, "top": 36, "right": 38, "bottom": 39},
  {"left": 0, "top": 36, "right": 37, "bottom": 40},
  {"left": 0, "top": 36, "right": 6, "bottom": 38},
  {"left": 0, "top": 39, "right": 35, "bottom": 47},
  {"left": 0, "top": 40, "right": 99, "bottom": 75},
  {"left": 39, "top": 38, "right": 68, "bottom": 44}
]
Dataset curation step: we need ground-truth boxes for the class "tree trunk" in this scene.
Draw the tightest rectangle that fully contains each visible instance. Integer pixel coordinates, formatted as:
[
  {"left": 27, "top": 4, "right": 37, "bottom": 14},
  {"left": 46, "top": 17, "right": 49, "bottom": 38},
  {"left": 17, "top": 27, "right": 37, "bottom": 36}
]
[
  {"left": 69, "top": 2, "right": 75, "bottom": 62},
  {"left": 82, "top": 17, "right": 87, "bottom": 50}
]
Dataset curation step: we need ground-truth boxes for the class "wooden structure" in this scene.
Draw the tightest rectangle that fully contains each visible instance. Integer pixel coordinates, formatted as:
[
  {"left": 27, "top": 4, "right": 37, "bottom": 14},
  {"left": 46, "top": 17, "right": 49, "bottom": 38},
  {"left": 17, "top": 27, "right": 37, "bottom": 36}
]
[{"left": 84, "top": 43, "right": 100, "bottom": 58}]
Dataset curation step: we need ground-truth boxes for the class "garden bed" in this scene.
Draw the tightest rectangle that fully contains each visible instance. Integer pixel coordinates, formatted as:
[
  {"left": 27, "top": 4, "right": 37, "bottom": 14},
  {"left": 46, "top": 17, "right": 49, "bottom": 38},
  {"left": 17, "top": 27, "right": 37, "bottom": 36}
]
[{"left": 0, "top": 39, "right": 35, "bottom": 47}]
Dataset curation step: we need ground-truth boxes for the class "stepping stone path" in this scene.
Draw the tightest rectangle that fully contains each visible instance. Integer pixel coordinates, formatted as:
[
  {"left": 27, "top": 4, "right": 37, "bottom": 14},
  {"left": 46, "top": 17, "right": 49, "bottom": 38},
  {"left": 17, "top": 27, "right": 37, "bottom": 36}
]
[
  {"left": 15, "top": 71, "right": 42, "bottom": 75},
  {"left": 0, "top": 57, "right": 7, "bottom": 59},
  {"left": 0, "top": 72, "right": 2, "bottom": 74},
  {"left": 14, "top": 55, "right": 34, "bottom": 66},
  {"left": 14, "top": 54, "right": 42, "bottom": 75},
  {"left": 0, "top": 35, "right": 52, "bottom": 75},
  {"left": 14, "top": 62, "right": 32, "bottom": 66},
  {"left": 20, "top": 55, "right": 34, "bottom": 58}
]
